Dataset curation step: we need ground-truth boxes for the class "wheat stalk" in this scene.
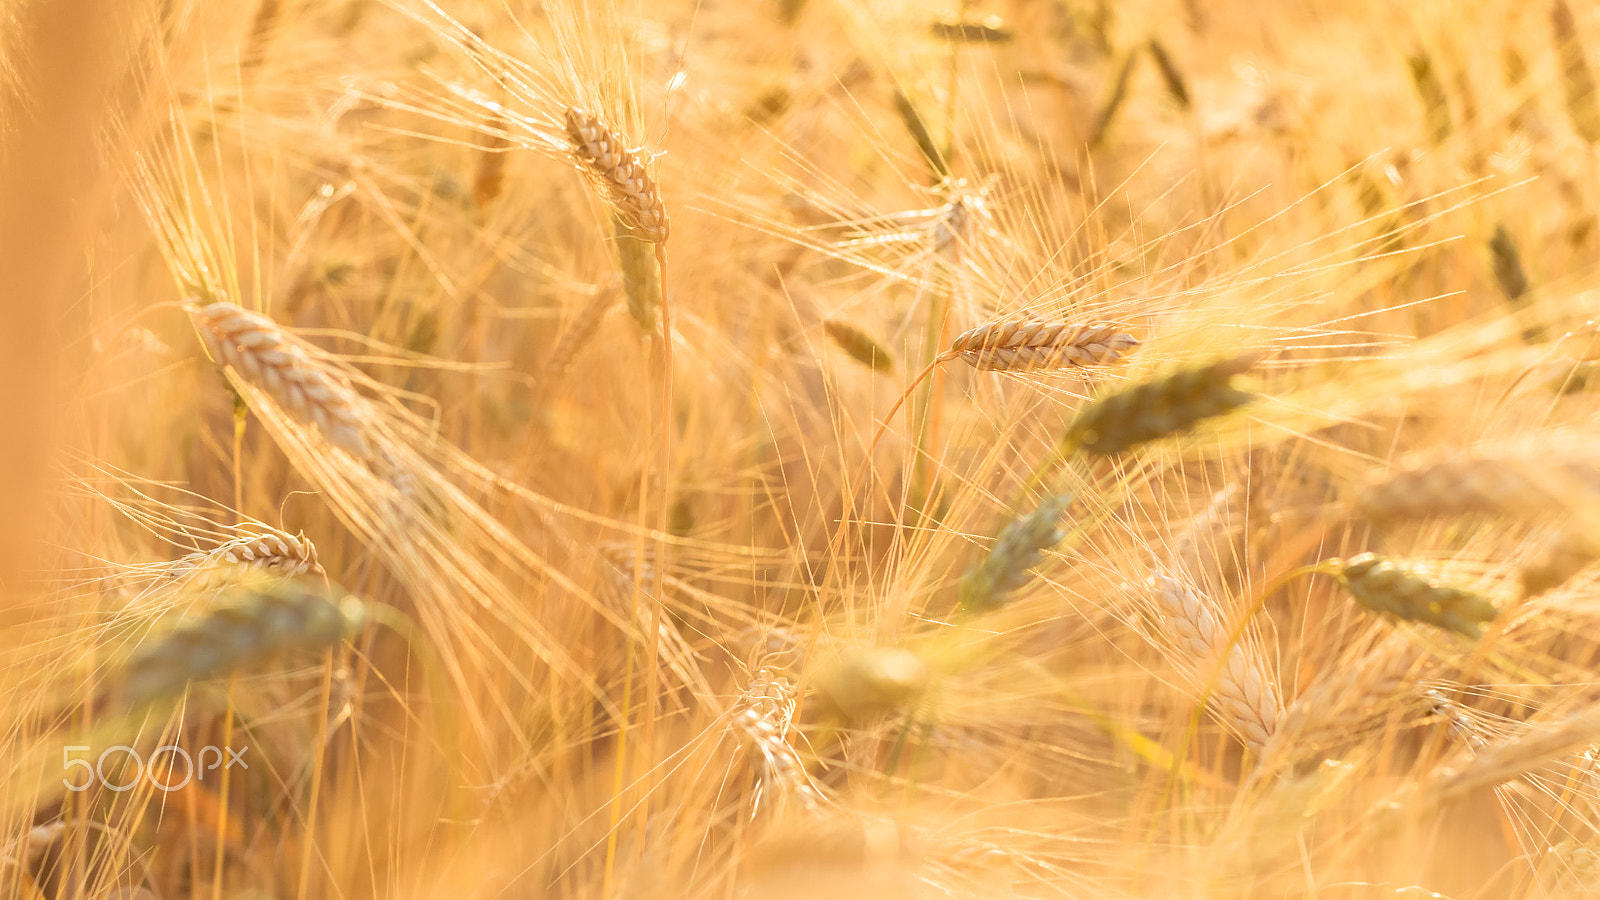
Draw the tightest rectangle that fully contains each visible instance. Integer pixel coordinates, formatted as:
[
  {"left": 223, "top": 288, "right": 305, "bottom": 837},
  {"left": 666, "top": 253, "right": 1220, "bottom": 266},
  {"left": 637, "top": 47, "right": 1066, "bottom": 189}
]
[
  {"left": 190, "top": 302, "right": 373, "bottom": 461},
  {"left": 1148, "top": 571, "right": 1282, "bottom": 755},
  {"left": 164, "top": 527, "right": 323, "bottom": 587},
  {"left": 564, "top": 107, "right": 670, "bottom": 244},
  {"left": 942, "top": 321, "right": 1138, "bottom": 373},
  {"left": 116, "top": 577, "right": 366, "bottom": 707}
]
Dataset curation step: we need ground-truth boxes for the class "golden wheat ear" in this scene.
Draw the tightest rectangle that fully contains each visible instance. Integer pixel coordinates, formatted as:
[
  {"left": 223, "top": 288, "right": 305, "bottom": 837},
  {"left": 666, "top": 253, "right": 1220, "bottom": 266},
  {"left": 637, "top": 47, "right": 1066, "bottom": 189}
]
[
  {"left": 190, "top": 301, "right": 374, "bottom": 461},
  {"left": 1147, "top": 571, "right": 1282, "bottom": 756},
  {"left": 564, "top": 107, "right": 670, "bottom": 244},
  {"left": 946, "top": 321, "right": 1138, "bottom": 373}
]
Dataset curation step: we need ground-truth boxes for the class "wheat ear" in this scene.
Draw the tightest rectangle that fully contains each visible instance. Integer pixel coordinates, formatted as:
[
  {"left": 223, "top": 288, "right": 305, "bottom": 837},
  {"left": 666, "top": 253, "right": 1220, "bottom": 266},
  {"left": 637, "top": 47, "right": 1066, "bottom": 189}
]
[
  {"left": 824, "top": 319, "right": 895, "bottom": 373},
  {"left": 190, "top": 302, "right": 372, "bottom": 461},
  {"left": 1333, "top": 553, "right": 1499, "bottom": 640},
  {"left": 1148, "top": 571, "right": 1282, "bottom": 754},
  {"left": 732, "top": 665, "right": 824, "bottom": 815},
  {"left": 958, "top": 495, "right": 1072, "bottom": 614},
  {"left": 165, "top": 527, "right": 323, "bottom": 586},
  {"left": 1554, "top": 0, "right": 1600, "bottom": 143},
  {"left": 116, "top": 578, "right": 366, "bottom": 707},
  {"left": 1064, "top": 352, "right": 1262, "bottom": 456},
  {"left": 944, "top": 321, "right": 1138, "bottom": 373},
  {"left": 1521, "top": 527, "right": 1600, "bottom": 597},
  {"left": 564, "top": 107, "right": 670, "bottom": 244}
]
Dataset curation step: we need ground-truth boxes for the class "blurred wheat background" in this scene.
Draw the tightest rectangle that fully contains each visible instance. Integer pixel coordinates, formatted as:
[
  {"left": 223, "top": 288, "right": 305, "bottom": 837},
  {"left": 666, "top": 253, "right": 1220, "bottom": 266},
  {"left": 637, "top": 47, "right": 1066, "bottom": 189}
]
[{"left": 5, "top": 0, "right": 1600, "bottom": 897}]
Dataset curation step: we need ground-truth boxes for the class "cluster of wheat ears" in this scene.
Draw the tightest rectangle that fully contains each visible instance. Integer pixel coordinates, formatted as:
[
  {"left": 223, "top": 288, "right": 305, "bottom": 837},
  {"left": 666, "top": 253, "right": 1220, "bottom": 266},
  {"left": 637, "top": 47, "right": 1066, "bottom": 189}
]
[{"left": 6, "top": 0, "right": 1600, "bottom": 897}]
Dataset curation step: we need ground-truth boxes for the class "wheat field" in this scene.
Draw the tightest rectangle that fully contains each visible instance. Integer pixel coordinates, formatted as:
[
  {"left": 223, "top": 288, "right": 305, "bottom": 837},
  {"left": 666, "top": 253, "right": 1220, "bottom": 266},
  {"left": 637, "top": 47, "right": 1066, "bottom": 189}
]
[{"left": 4, "top": 0, "right": 1600, "bottom": 897}]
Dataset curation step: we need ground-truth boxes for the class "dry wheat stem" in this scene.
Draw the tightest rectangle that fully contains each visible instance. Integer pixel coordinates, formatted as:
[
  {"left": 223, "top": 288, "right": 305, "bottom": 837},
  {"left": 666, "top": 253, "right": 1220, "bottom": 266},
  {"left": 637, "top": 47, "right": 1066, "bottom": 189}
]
[
  {"left": 942, "top": 321, "right": 1138, "bottom": 372},
  {"left": 191, "top": 302, "right": 373, "bottom": 461},
  {"left": 565, "top": 107, "right": 670, "bottom": 244},
  {"left": 1149, "top": 571, "right": 1282, "bottom": 754}
]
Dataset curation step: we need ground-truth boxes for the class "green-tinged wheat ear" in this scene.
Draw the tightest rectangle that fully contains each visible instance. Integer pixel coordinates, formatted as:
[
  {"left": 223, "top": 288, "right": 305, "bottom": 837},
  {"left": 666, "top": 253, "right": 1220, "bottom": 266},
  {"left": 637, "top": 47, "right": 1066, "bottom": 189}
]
[
  {"left": 1489, "top": 224, "right": 1530, "bottom": 304},
  {"left": 564, "top": 107, "right": 670, "bottom": 244},
  {"left": 191, "top": 302, "right": 373, "bottom": 460},
  {"left": 1553, "top": 0, "right": 1600, "bottom": 143},
  {"left": 892, "top": 88, "right": 949, "bottom": 182},
  {"left": 824, "top": 319, "right": 894, "bottom": 372},
  {"left": 1064, "top": 352, "right": 1262, "bottom": 456},
  {"left": 944, "top": 321, "right": 1138, "bottom": 373},
  {"left": 1406, "top": 52, "right": 1452, "bottom": 145},
  {"left": 930, "top": 17, "right": 1014, "bottom": 44},
  {"left": 958, "top": 495, "right": 1071, "bottom": 614},
  {"left": 164, "top": 527, "right": 323, "bottom": 587},
  {"left": 1521, "top": 528, "right": 1600, "bottom": 597},
  {"left": 813, "top": 648, "right": 929, "bottom": 725},
  {"left": 115, "top": 578, "right": 366, "bottom": 707},
  {"left": 615, "top": 229, "right": 661, "bottom": 331},
  {"left": 1356, "top": 455, "right": 1600, "bottom": 524},
  {"left": 1088, "top": 49, "right": 1139, "bottom": 149},
  {"left": 1146, "top": 38, "right": 1191, "bottom": 110},
  {"left": 1333, "top": 553, "right": 1498, "bottom": 640}
]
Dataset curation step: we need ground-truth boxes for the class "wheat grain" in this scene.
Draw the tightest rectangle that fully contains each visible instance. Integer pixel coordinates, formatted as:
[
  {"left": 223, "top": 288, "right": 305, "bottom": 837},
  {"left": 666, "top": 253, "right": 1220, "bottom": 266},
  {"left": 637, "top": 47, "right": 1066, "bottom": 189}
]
[
  {"left": 1148, "top": 571, "right": 1282, "bottom": 754},
  {"left": 1064, "top": 352, "right": 1261, "bottom": 455},
  {"left": 191, "top": 302, "right": 372, "bottom": 460},
  {"left": 943, "top": 321, "right": 1138, "bottom": 373},
  {"left": 564, "top": 107, "right": 670, "bottom": 244},
  {"left": 116, "top": 577, "right": 366, "bottom": 707},
  {"left": 1334, "top": 553, "right": 1499, "bottom": 639}
]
